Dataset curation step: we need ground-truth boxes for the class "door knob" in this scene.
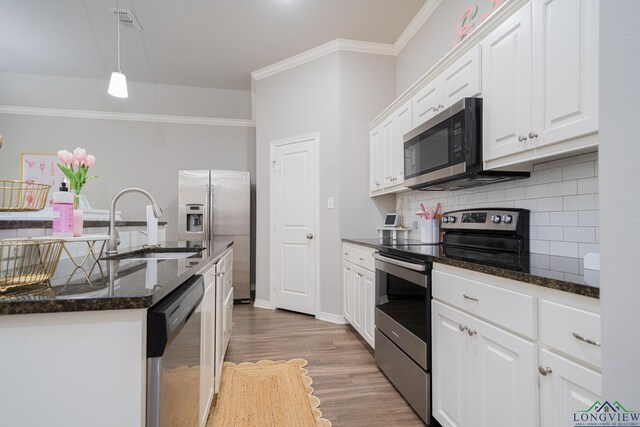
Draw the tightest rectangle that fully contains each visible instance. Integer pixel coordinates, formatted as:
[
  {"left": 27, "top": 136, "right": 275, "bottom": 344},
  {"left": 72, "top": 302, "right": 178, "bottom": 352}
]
[{"left": 306, "top": 233, "right": 314, "bottom": 239}]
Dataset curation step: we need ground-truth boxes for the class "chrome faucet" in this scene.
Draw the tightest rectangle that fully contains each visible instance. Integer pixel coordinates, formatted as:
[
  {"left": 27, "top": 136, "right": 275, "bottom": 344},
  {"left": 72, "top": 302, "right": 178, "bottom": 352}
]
[{"left": 105, "top": 188, "right": 163, "bottom": 256}]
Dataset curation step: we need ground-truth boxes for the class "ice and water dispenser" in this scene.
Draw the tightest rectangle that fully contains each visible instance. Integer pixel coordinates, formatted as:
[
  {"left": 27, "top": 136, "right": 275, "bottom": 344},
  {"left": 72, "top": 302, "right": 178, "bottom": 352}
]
[{"left": 186, "top": 204, "right": 204, "bottom": 233}]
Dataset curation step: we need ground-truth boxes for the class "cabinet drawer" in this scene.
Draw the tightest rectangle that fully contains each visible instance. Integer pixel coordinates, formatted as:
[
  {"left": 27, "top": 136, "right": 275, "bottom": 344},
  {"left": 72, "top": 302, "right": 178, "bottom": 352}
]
[
  {"left": 433, "top": 268, "right": 537, "bottom": 339},
  {"left": 350, "top": 247, "right": 375, "bottom": 271},
  {"left": 540, "top": 300, "right": 601, "bottom": 368},
  {"left": 342, "top": 245, "right": 351, "bottom": 261}
]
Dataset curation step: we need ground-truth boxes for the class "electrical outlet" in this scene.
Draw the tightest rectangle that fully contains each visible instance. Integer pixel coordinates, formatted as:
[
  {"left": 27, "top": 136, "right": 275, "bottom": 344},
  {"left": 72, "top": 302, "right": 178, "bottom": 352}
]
[{"left": 328, "top": 197, "right": 334, "bottom": 209}]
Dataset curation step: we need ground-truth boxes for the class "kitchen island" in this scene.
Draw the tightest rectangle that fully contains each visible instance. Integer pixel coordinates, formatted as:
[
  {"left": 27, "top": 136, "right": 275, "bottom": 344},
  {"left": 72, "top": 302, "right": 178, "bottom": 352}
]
[{"left": 0, "top": 240, "right": 233, "bottom": 427}]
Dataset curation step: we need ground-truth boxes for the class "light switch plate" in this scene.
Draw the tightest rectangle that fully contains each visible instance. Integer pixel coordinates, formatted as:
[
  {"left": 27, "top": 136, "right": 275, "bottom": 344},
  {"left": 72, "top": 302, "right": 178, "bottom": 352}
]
[{"left": 328, "top": 197, "right": 334, "bottom": 209}]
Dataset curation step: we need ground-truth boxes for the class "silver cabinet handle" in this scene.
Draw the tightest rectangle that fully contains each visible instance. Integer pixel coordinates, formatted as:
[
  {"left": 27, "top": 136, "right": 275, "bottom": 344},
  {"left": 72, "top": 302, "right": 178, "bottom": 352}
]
[
  {"left": 459, "top": 324, "right": 468, "bottom": 332},
  {"left": 467, "top": 328, "right": 477, "bottom": 336},
  {"left": 463, "top": 294, "right": 479, "bottom": 302},
  {"left": 306, "top": 233, "right": 314, "bottom": 240},
  {"left": 344, "top": 252, "right": 348, "bottom": 255},
  {"left": 518, "top": 135, "right": 528, "bottom": 142},
  {"left": 538, "top": 366, "right": 553, "bottom": 376},
  {"left": 215, "top": 272, "right": 225, "bottom": 277},
  {"left": 346, "top": 267, "right": 351, "bottom": 271},
  {"left": 359, "top": 257, "right": 365, "bottom": 261},
  {"left": 528, "top": 131, "right": 538, "bottom": 139},
  {"left": 572, "top": 332, "right": 601, "bottom": 347},
  {"left": 438, "top": 104, "right": 444, "bottom": 109}
]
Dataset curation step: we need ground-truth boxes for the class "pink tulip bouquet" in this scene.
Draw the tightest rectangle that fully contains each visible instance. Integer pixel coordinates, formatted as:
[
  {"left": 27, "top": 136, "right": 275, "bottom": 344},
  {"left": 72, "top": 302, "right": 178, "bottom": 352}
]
[{"left": 57, "top": 147, "right": 98, "bottom": 208}]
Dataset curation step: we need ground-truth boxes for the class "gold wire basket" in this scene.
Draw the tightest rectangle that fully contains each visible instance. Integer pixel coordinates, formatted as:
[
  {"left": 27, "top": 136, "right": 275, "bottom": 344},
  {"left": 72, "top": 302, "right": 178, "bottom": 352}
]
[
  {"left": 0, "top": 240, "right": 64, "bottom": 292},
  {"left": 0, "top": 180, "right": 51, "bottom": 211}
]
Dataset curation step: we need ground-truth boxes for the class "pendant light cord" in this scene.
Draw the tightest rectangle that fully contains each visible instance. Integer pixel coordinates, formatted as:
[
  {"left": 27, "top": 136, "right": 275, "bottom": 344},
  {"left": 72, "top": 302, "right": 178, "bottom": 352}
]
[{"left": 116, "top": 0, "right": 121, "bottom": 72}]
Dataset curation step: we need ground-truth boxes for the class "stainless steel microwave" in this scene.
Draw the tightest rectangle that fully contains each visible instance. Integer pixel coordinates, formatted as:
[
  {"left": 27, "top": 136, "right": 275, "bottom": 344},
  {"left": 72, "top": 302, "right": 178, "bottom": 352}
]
[{"left": 403, "top": 97, "right": 529, "bottom": 191}]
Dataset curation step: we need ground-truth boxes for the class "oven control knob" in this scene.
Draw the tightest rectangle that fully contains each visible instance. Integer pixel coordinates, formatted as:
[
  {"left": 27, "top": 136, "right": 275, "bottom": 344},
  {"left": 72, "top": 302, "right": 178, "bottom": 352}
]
[
  {"left": 442, "top": 217, "right": 449, "bottom": 223},
  {"left": 491, "top": 215, "right": 502, "bottom": 224},
  {"left": 502, "top": 215, "right": 513, "bottom": 224},
  {"left": 448, "top": 216, "right": 456, "bottom": 223}
]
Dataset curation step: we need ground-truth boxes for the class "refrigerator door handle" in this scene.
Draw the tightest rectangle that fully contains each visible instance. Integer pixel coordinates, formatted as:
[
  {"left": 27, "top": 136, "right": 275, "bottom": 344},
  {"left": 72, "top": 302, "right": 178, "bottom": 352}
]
[{"left": 209, "top": 181, "right": 214, "bottom": 240}]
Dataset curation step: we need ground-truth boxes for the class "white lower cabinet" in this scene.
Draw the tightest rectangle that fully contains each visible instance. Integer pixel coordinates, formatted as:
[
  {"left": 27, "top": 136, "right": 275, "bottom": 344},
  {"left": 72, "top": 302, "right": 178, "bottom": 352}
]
[
  {"left": 433, "top": 301, "right": 537, "bottom": 427},
  {"left": 214, "top": 249, "right": 233, "bottom": 394},
  {"left": 342, "top": 243, "right": 375, "bottom": 348},
  {"left": 433, "top": 263, "right": 601, "bottom": 427},
  {"left": 200, "top": 266, "right": 216, "bottom": 427}
]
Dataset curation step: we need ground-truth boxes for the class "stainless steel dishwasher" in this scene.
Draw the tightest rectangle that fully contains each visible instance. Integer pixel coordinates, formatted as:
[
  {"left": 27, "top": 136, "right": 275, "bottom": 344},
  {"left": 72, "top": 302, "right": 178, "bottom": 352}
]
[{"left": 146, "top": 275, "right": 204, "bottom": 427}]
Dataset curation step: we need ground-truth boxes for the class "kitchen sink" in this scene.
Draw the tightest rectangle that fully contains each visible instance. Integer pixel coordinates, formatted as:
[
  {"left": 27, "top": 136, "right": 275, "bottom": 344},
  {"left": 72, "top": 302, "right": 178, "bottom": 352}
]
[{"left": 102, "top": 247, "right": 205, "bottom": 261}]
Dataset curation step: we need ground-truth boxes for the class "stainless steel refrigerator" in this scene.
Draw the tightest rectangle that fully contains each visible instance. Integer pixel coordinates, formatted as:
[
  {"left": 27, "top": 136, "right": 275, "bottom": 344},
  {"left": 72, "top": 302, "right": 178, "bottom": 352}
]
[{"left": 178, "top": 170, "right": 250, "bottom": 300}]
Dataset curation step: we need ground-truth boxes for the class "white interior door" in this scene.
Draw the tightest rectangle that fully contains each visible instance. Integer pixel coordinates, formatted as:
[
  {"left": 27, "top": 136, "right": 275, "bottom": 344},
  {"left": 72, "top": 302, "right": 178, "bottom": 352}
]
[{"left": 271, "top": 135, "right": 317, "bottom": 315}]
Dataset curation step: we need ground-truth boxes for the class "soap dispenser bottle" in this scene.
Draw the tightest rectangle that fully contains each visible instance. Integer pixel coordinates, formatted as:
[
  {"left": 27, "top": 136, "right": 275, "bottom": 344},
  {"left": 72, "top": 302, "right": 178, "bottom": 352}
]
[{"left": 52, "top": 182, "right": 74, "bottom": 237}]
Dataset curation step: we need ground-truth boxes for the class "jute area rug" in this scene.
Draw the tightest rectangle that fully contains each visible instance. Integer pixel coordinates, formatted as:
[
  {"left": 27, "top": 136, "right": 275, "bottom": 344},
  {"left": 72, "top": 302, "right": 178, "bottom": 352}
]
[{"left": 208, "top": 358, "right": 331, "bottom": 427}]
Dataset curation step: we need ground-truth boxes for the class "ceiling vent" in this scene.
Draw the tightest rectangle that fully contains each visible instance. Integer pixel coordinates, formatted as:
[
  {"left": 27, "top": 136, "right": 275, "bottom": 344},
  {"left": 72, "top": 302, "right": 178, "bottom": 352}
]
[{"left": 108, "top": 8, "right": 143, "bottom": 31}]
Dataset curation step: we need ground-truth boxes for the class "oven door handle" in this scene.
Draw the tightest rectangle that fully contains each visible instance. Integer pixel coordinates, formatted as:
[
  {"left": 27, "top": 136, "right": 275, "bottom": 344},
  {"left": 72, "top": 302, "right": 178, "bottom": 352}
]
[{"left": 373, "top": 252, "right": 426, "bottom": 272}]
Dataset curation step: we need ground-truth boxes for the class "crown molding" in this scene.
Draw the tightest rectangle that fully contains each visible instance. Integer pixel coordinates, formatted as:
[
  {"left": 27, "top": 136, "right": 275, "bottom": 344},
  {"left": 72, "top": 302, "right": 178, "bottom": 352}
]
[
  {"left": 393, "top": 0, "right": 443, "bottom": 54},
  {"left": 0, "top": 105, "right": 256, "bottom": 127},
  {"left": 251, "top": 38, "right": 395, "bottom": 82}
]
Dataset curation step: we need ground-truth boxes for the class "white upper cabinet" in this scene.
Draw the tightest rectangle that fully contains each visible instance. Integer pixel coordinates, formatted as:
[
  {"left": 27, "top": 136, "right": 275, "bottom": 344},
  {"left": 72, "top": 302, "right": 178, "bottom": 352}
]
[
  {"left": 440, "top": 45, "right": 482, "bottom": 108},
  {"left": 531, "top": 0, "right": 599, "bottom": 148},
  {"left": 369, "top": 126, "right": 382, "bottom": 193},
  {"left": 412, "top": 80, "right": 441, "bottom": 127},
  {"left": 413, "top": 46, "right": 482, "bottom": 129},
  {"left": 482, "top": 3, "right": 534, "bottom": 161},
  {"left": 381, "top": 116, "right": 395, "bottom": 188},
  {"left": 393, "top": 101, "right": 412, "bottom": 186},
  {"left": 483, "top": 0, "right": 599, "bottom": 166}
]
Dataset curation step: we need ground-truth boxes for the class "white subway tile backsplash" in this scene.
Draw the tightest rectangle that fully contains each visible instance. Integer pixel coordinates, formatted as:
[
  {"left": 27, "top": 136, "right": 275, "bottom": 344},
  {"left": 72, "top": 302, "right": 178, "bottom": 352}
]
[
  {"left": 535, "top": 167, "right": 563, "bottom": 184},
  {"left": 550, "top": 211, "right": 579, "bottom": 226},
  {"left": 536, "top": 227, "right": 564, "bottom": 241},
  {"left": 564, "top": 194, "right": 596, "bottom": 211},
  {"left": 530, "top": 212, "right": 550, "bottom": 226},
  {"left": 548, "top": 180, "right": 578, "bottom": 197},
  {"left": 531, "top": 240, "right": 550, "bottom": 254},
  {"left": 578, "top": 152, "right": 598, "bottom": 163},
  {"left": 0, "top": 229, "right": 18, "bottom": 240},
  {"left": 579, "top": 243, "right": 600, "bottom": 258},
  {"left": 395, "top": 153, "right": 600, "bottom": 278},
  {"left": 563, "top": 227, "right": 596, "bottom": 243},
  {"left": 549, "top": 256, "right": 580, "bottom": 274},
  {"left": 563, "top": 162, "right": 595, "bottom": 180},
  {"left": 548, "top": 157, "right": 578, "bottom": 168},
  {"left": 514, "top": 199, "right": 538, "bottom": 210},
  {"left": 537, "top": 197, "right": 564, "bottom": 211},
  {"left": 550, "top": 241, "right": 579, "bottom": 258},
  {"left": 578, "top": 177, "right": 599, "bottom": 194},
  {"left": 525, "top": 184, "right": 549, "bottom": 199},
  {"left": 505, "top": 187, "right": 525, "bottom": 200}
]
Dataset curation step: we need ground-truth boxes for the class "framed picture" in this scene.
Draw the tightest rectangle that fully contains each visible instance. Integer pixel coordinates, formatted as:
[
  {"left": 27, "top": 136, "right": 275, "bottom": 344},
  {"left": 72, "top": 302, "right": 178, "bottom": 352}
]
[{"left": 20, "top": 153, "right": 66, "bottom": 207}]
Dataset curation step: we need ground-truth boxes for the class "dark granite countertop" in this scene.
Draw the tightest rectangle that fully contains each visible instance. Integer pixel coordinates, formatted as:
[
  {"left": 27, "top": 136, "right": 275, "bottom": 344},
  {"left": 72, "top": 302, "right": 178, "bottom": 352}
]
[
  {"left": 0, "top": 220, "right": 168, "bottom": 229},
  {"left": 342, "top": 238, "right": 599, "bottom": 299},
  {"left": 0, "top": 240, "right": 233, "bottom": 315}
]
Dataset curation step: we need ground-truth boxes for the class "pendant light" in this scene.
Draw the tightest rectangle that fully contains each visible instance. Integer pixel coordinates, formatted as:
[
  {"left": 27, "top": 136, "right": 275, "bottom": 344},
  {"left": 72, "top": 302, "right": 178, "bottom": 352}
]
[{"left": 108, "top": 0, "right": 128, "bottom": 98}]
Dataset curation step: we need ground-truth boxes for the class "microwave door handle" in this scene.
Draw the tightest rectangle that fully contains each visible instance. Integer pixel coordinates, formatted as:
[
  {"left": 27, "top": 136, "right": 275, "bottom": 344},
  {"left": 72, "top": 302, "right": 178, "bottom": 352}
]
[{"left": 373, "top": 252, "right": 426, "bottom": 272}]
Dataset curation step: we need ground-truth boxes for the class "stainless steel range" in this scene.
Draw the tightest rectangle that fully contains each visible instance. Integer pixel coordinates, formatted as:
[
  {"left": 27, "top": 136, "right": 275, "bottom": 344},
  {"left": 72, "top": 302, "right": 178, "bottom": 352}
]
[{"left": 373, "top": 208, "right": 530, "bottom": 424}]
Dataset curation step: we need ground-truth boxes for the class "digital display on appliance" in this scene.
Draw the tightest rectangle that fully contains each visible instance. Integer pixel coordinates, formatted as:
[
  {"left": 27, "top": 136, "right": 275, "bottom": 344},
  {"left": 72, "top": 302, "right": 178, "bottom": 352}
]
[
  {"left": 384, "top": 213, "right": 399, "bottom": 226},
  {"left": 461, "top": 212, "right": 487, "bottom": 223}
]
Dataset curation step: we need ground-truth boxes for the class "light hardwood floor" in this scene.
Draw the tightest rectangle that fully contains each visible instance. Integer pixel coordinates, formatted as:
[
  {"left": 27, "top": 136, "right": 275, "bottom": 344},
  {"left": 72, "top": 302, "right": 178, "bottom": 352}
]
[{"left": 224, "top": 304, "right": 425, "bottom": 426}]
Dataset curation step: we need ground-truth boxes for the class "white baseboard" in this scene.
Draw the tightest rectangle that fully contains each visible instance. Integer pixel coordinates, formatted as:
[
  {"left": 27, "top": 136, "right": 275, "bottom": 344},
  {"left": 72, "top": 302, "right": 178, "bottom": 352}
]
[
  {"left": 316, "top": 311, "right": 347, "bottom": 325},
  {"left": 253, "top": 299, "right": 274, "bottom": 310}
]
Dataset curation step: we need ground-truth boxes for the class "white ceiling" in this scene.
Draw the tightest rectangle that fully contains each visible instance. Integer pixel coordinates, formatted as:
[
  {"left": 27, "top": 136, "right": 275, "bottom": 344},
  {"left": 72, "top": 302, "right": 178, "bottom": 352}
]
[{"left": 0, "top": 0, "right": 425, "bottom": 90}]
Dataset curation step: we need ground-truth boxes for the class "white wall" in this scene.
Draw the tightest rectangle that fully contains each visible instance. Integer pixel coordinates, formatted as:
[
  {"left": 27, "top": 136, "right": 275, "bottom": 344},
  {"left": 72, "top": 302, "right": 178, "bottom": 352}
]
[
  {"left": 395, "top": 0, "right": 502, "bottom": 95},
  {"left": 254, "top": 51, "right": 396, "bottom": 315},
  {"left": 255, "top": 53, "right": 341, "bottom": 309},
  {"left": 0, "top": 73, "right": 256, "bottom": 244},
  {"left": 600, "top": 0, "right": 640, "bottom": 406},
  {"left": 339, "top": 52, "right": 397, "bottom": 238},
  {"left": 397, "top": 152, "right": 599, "bottom": 285}
]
